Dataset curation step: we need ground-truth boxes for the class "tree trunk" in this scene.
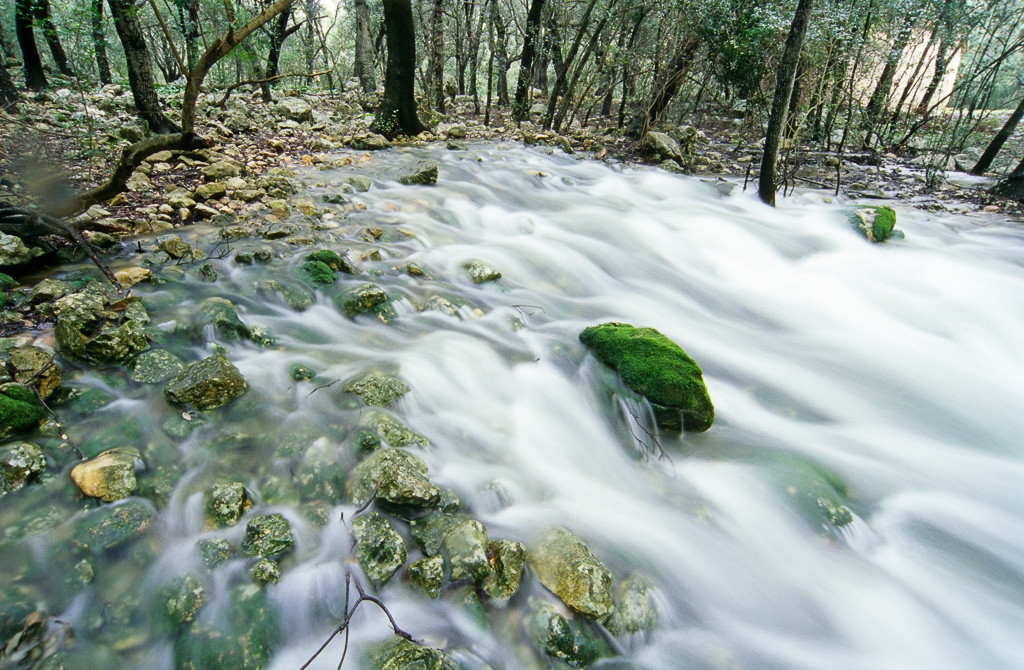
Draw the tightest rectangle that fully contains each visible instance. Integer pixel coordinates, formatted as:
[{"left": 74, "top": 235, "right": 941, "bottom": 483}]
[
  {"left": 91, "top": 0, "right": 112, "bottom": 85},
  {"left": 0, "top": 55, "right": 19, "bottom": 110},
  {"left": 108, "top": 0, "right": 182, "bottom": 134},
  {"left": 183, "top": 0, "right": 200, "bottom": 69},
  {"left": 990, "top": 155, "right": 1024, "bottom": 201},
  {"left": 492, "top": 0, "right": 508, "bottom": 106},
  {"left": 0, "top": 20, "right": 16, "bottom": 59},
  {"left": 971, "top": 96, "right": 1024, "bottom": 175},
  {"left": 353, "top": 0, "right": 376, "bottom": 93},
  {"left": 916, "top": 36, "right": 951, "bottom": 115},
  {"left": 512, "top": 0, "right": 545, "bottom": 122},
  {"left": 34, "top": 0, "right": 75, "bottom": 78},
  {"left": 373, "top": 0, "right": 427, "bottom": 137},
  {"left": 14, "top": 0, "right": 47, "bottom": 90},
  {"left": 758, "top": 0, "right": 816, "bottom": 206},
  {"left": 864, "top": 8, "right": 919, "bottom": 143},
  {"left": 552, "top": 11, "right": 611, "bottom": 132},
  {"left": 262, "top": 6, "right": 297, "bottom": 102},
  {"left": 626, "top": 33, "right": 699, "bottom": 137},
  {"left": 426, "top": 0, "right": 446, "bottom": 112}
]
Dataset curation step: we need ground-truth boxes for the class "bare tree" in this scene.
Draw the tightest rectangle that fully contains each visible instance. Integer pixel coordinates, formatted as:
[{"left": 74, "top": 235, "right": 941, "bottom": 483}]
[
  {"left": 14, "top": 0, "right": 47, "bottom": 90},
  {"left": 373, "top": 0, "right": 427, "bottom": 137}
]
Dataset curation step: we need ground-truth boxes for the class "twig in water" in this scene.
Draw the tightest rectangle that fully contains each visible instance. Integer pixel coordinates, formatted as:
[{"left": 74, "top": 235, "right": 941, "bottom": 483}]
[
  {"left": 304, "top": 379, "right": 339, "bottom": 398},
  {"left": 512, "top": 304, "right": 545, "bottom": 321}
]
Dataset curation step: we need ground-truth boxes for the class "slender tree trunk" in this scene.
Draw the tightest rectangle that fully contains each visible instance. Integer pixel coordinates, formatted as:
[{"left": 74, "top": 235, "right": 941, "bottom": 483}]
[
  {"left": 626, "top": 33, "right": 699, "bottom": 137},
  {"left": 552, "top": 12, "right": 610, "bottom": 132},
  {"left": 971, "top": 96, "right": 1024, "bottom": 175},
  {"left": 108, "top": 0, "right": 181, "bottom": 134},
  {"left": 542, "top": 0, "right": 600, "bottom": 129},
  {"left": 916, "top": 37, "right": 951, "bottom": 115},
  {"left": 492, "top": 0, "right": 509, "bottom": 105},
  {"left": 426, "top": 0, "right": 446, "bottom": 112},
  {"left": 373, "top": 0, "right": 427, "bottom": 137},
  {"left": 34, "top": 0, "right": 75, "bottom": 78},
  {"left": 864, "top": 8, "right": 920, "bottom": 144},
  {"left": 261, "top": 6, "right": 297, "bottom": 101},
  {"left": 990, "top": 155, "right": 1024, "bottom": 200},
  {"left": 183, "top": 0, "right": 199, "bottom": 69},
  {"left": 512, "top": 0, "right": 545, "bottom": 122},
  {"left": 91, "top": 0, "right": 112, "bottom": 85},
  {"left": 15, "top": 0, "right": 47, "bottom": 90},
  {"left": 467, "top": 0, "right": 483, "bottom": 111},
  {"left": 353, "top": 0, "right": 376, "bottom": 93},
  {"left": 759, "top": 0, "right": 816, "bottom": 206}
]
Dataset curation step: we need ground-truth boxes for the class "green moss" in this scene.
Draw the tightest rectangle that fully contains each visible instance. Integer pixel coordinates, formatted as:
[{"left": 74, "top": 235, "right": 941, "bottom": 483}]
[
  {"left": 848, "top": 205, "right": 898, "bottom": 243},
  {"left": 871, "top": 206, "right": 897, "bottom": 242},
  {"left": 304, "top": 249, "right": 354, "bottom": 274},
  {"left": 579, "top": 323, "right": 715, "bottom": 432},
  {"left": 0, "top": 383, "right": 46, "bottom": 439},
  {"left": 298, "top": 260, "right": 335, "bottom": 287}
]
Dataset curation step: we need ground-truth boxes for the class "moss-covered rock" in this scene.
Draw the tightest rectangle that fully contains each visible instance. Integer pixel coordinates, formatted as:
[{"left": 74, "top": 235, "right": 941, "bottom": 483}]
[
  {"left": 524, "top": 597, "right": 604, "bottom": 667},
  {"left": 298, "top": 259, "right": 335, "bottom": 287},
  {"left": 397, "top": 161, "right": 439, "bottom": 186},
  {"left": 70, "top": 447, "right": 141, "bottom": 502},
  {"left": 363, "top": 638, "right": 446, "bottom": 670},
  {"left": 0, "top": 441, "right": 46, "bottom": 494},
  {"left": 580, "top": 322, "right": 714, "bottom": 432},
  {"left": 462, "top": 259, "right": 501, "bottom": 284},
  {"left": 359, "top": 410, "right": 431, "bottom": 448},
  {"left": 193, "top": 297, "right": 251, "bottom": 341},
  {"left": 175, "top": 584, "right": 279, "bottom": 670},
  {"left": 442, "top": 519, "right": 490, "bottom": 582},
  {"left": 848, "top": 205, "right": 899, "bottom": 242},
  {"left": 240, "top": 513, "right": 294, "bottom": 559},
  {"left": 345, "top": 372, "right": 410, "bottom": 407},
  {"left": 408, "top": 555, "right": 444, "bottom": 598},
  {"left": 481, "top": 539, "right": 526, "bottom": 599},
  {"left": 528, "top": 527, "right": 615, "bottom": 622},
  {"left": 410, "top": 512, "right": 460, "bottom": 556},
  {"left": 606, "top": 573, "right": 658, "bottom": 637},
  {"left": 352, "top": 511, "right": 407, "bottom": 587},
  {"left": 54, "top": 290, "right": 150, "bottom": 364},
  {"left": 206, "top": 481, "right": 254, "bottom": 527},
  {"left": 162, "top": 573, "right": 209, "bottom": 625},
  {"left": 249, "top": 557, "right": 281, "bottom": 585},
  {"left": 305, "top": 249, "right": 355, "bottom": 274},
  {"left": 129, "top": 348, "right": 187, "bottom": 384},
  {"left": 345, "top": 448, "right": 441, "bottom": 510},
  {"left": 0, "top": 383, "right": 46, "bottom": 439},
  {"left": 164, "top": 354, "right": 249, "bottom": 410},
  {"left": 0, "top": 344, "right": 61, "bottom": 398},
  {"left": 198, "top": 537, "right": 233, "bottom": 569},
  {"left": 339, "top": 283, "right": 389, "bottom": 318},
  {"left": 71, "top": 499, "right": 154, "bottom": 552}
]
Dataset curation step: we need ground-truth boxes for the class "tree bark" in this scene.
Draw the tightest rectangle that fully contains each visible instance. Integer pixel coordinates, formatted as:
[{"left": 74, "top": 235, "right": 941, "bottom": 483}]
[
  {"left": 91, "top": 0, "right": 112, "bottom": 85},
  {"left": 626, "top": 33, "right": 699, "bottom": 137},
  {"left": 426, "top": 0, "right": 446, "bottom": 112},
  {"left": 758, "top": 0, "right": 816, "bottom": 206},
  {"left": 108, "top": 0, "right": 182, "bottom": 134},
  {"left": 492, "top": 0, "right": 508, "bottom": 105},
  {"left": 990, "top": 155, "right": 1024, "bottom": 201},
  {"left": 0, "top": 55, "right": 19, "bottom": 110},
  {"left": 261, "top": 6, "right": 299, "bottom": 102},
  {"left": 353, "top": 0, "right": 376, "bottom": 93},
  {"left": 15, "top": 0, "right": 47, "bottom": 90},
  {"left": 373, "top": 0, "right": 427, "bottom": 137},
  {"left": 511, "top": 0, "right": 545, "bottom": 122},
  {"left": 863, "top": 8, "right": 920, "bottom": 144},
  {"left": 971, "top": 95, "right": 1024, "bottom": 175},
  {"left": 0, "top": 20, "right": 16, "bottom": 59},
  {"left": 34, "top": 0, "right": 74, "bottom": 77}
]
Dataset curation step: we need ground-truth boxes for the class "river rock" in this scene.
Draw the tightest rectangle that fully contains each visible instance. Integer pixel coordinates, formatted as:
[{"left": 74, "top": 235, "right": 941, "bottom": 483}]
[
  {"left": 482, "top": 539, "right": 527, "bottom": 599},
  {"left": 528, "top": 527, "right": 615, "bottom": 621},
  {"left": 305, "top": 249, "right": 355, "bottom": 274},
  {"left": 130, "top": 349, "right": 187, "bottom": 384},
  {"left": 408, "top": 555, "right": 444, "bottom": 597},
  {"left": 0, "top": 232, "right": 45, "bottom": 268},
  {"left": 641, "top": 131, "right": 683, "bottom": 164},
  {"left": 0, "top": 442, "right": 46, "bottom": 494},
  {"left": 275, "top": 96, "right": 313, "bottom": 123},
  {"left": 250, "top": 557, "right": 281, "bottom": 585},
  {"left": 72, "top": 499, "right": 154, "bottom": 552},
  {"left": 848, "top": 205, "right": 899, "bottom": 242},
  {"left": 175, "top": 584, "right": 278, "bottom": 670},
  {"left": 28, "top": 278, "right": 76, "bottom": 303},
  {"left": 70, "top": 447, "right": 141, "bottom": 502},
  {"left": 524, "top": 597, "right": 603, "bottom": 667},
  {"left": 463, "top": 259, "right": 501, "bottom": 283},
  {"left": 202, "top": 160, "right": 241, "bottom": 181},
  {"left": 199, "top": 537, "right": 232, "bottom": 568},
  {"left": 345, "top": 447, "right": 441, "bottom": 510},
  {"left": 0, "top": 344, "right": 61, "bottom": 398},
  {"left": 164, "top": 354, "right": 249, "bottom": 410},
  {"left": 54, "top": 291, "right": 150, "bottom": 365},
  {"left": 348, "top": 132, "right": 391, "bottom": 150},
  {"left": 410, "top": 512, "right": 460, "bottom": 556},
  {"left": 162, "top": 573, "right": 208, "bottom": 625},
  {"left": 359, "top": 410, "right": 431, "bottom": 448},
  {"left": 339, "top": 284, "right": 388, "bottom": 317},
  {"left": 345, "top": 372, "right": 409, "bottom": 406},
  {"left": 363, "top": 639, "right": 446, "bottom": 670},
  {"left": 157, "top": 235, "right": 193, "bottom": 258},
  {"left": 299, "top": 259, "right": 334, "bottom": 287},
  {"left": 194, "top": 297, "right": 251, "bottom": 340},
  {"left": 397, "top": 161, "right": 439, "bottom": 186},
  {"left": 114, "top": 266, "right": 152, "bottom": 287},
  {"left": 0, "top": 383, "right": 46, "bottom": 439},
  {"left": 579, "top": 322, "right": 715, "bottom": 432},
  {"left": 606, "top": 573, "right": 659, "bottom": 636},
  {"left": 441, "top": 519, "right": 490, "bottom": 582},
  {"left": 241, "top": 513, "right": 294, "bottom": 559},
  {"left": 207, "top": 481, "right": 254, "bottom": 527},
  {"left": 194, "top": 181, "right": 228, "bottom": 202},
  {"left": 352, "top": 511, "right": 407, "bottom": 587}
]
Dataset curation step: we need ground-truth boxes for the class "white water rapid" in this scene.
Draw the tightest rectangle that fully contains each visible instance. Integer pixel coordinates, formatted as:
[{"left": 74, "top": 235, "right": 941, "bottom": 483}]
[{"left": 16, "top": 143, "right": 1024, "bottom": 670}]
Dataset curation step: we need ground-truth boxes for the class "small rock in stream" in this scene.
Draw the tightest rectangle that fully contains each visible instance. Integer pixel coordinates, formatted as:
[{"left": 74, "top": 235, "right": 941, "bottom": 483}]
[
  {"left": 70, "top": 447, "right": 141, "bottom": 502},
  {"left": 352, "top": 511, "right": 407, "bottom": 587},
  {"left": 345, "top": 447, "right": 441, "bottom": 511},
  {"left": 164, "top": 354, "right": 249, "bottom": 410},
  {"left": 344, "top": 372, "right": 409, "bottom": 406},
  {"left": 528, "top": 527, "right": 615, "bottom": 622},
  {"left": 463, "top": 259, "right": 501, "bottom": 283},
  {"left": 241, "top": 513, "right": 294, "bottom": 559}
]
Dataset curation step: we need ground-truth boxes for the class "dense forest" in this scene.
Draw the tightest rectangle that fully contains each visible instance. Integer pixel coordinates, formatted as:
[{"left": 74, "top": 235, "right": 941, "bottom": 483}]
[{"left": 1, "top": 0, "right": 1024, "bottom": 210}]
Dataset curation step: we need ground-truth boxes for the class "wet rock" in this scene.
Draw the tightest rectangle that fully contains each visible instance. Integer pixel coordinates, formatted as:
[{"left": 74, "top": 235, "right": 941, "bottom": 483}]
[
  {"left": 241, "top": 513, "right": 294, "bottom": 559},
  {"left": 0, "top": 441, "right": 46, "bottom": 494},
  {"left": 410, "top": 512, "right": 460, "bottom": 556},
  {"left": 162, "top": 573, "right": 209, "bottom": 625},
  {"left": 524, "top": 597, "right": 603, "bottom": 667},
  {"left": 114, "top": 266, "right": 152, "bottom": 287},
  {"left": 250, "top": 557, "right": 281, "bottom": 585},
  {"left": 481, "top": 539, "right": 526, "bottom": 599},
  {"left": 72, "top": 499, "right": 154, "bottom": 552},
  {"left": 529, "top": 527, "right": 615, "bottom": 621},
  {"left": 130, "top": 349, "right": 187, "bottom": 384},
  {"left": 339, "top": 283, "right": 388, "bottom": 317},
  {"left": 363, "top": 638, "right": 446, "bottom": 670},
  {"left": 580, "top": 322, "right": 715, "bottom": 432},
  {"left": 345, "top": 372, "right": 410, "bottom": 406},
  {"left": 0, "top": 344, "right": 61, "bottom": 398},
  {"left": 397, "top": 161, "right": 439, "bottom": 186},
  {"left": 345, "top": 174, "right": 373, "bottom": 192},
  {"left": 164, "top": 353, "right": 249, "bottom": 410},
  {"left": 345, "top": 447, "right": 441, "bottom": 510},
  {"left": 0, "top": 231, "right": 45, "bottom": 268},
  {"left": 157, "top": 235, "right": 194, "bottom": 259},
  {"left": 175, "top": 584, "right": 279, "bottom": 670},
  {"left": 463, "top": 259, "right": 501, "bottom": 283},
  {"left": 0, "top": 383, "right": 46, "bottom": 439},
  {"left": 299, "top": 259, "right": 334, "bottom": 287},
  {"left": 194, "top": 297, "right": 251, "bottom": 341},
  {"left": 408, "top": 555, "right": 444, "bottom": 597},
  {"left": 198, "top": 537, "right": 232, "bottom": 568},
  {"left": 606, "top": 573, "right": 659, "bottom": 637},
  {"left": 305, "top": 248, "right": 355, "bottom": 274},
  {"left": 352, "top": 511, "right": 407, "bottom": 587},
  {"left": 28, "top": 278, "right": 76, "bottom": 303},
  {"left": 275, "top": 96, "right": 312, "bottom": 123},
  {"left": 348, "top": 132, "right": 390, "bottom": 150},
  {"left": 70, "top": 447, "right": 141, "bottom": 502},
  {"left": 642, "top": 131, "right": 683, "bottom": 164},
  {"left": 207, "top": 481, "right": 254, "bottom": 527},
  {"left": 359, "top": 410, "right": 431, "bottom": 448},
  {"left": 442, "top": 519, "right": 490, "bottom": 582},
  {"left": 287, "top": 363, "right": 317, "bottom": 382},
  {"left": 54, "top": 291, "right": 150, "bottom": 365},
  {"left": 848, "top": 205, "right": 900, "bottom": 243}
]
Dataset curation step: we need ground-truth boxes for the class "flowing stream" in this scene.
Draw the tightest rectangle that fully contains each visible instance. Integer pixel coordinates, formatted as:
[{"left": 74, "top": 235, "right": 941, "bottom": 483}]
[{"left": 5, "top": 143, "right": 1024, "bottom": 669}]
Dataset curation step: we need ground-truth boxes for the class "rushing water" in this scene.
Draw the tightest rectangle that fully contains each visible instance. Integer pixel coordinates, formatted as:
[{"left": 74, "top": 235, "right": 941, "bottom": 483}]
[{"left": 6, "top": 143, "right": 1024, "bottom": 669}]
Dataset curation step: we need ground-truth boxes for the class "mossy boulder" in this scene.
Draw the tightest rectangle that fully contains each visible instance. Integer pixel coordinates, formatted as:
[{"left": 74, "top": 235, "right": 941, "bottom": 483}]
[
  {"left": 408, "top": 555, "right": 444, "bottom": 597},
  {"left": 71, "top": 499, "right": 154, "bottom": 552},
  {"left": 524, "top": 597, "right": 604, "bottom": 667},
  {"left": 606, "top": 573, "right": 659, "bottom": 637},
  {"left": 528, "top": 527, "right": 615, "bottom": 622},
  {"left": 54, "top": 290, "right": 150, "bottom": 364},
  {"left": 352, "top": 511, "right": 407, "bottom": 587},
  {"left": 206, "top": 481, "right": 254, "bottom": 527},
  {"left": 0, "top": 441, "right": 46, "bottom": 494},
  {"left": 397, "top": 161, "right": 439, "bottom": 186},
  {"left": 345, "top": 447, "right": 441, "bottom": 511},
  {"left": 129, "top": 349, "right": 186, "bottom": 384},
  {"left": 345, "top": 372, "right": 410, "bottom": 406},
  {"left": 162, "top": 573, "right": 209, "bottom": 625},
  {"left": 298, "top": 259, "right": 335, "bottom": 287},
  {"left": 580, "top": 322, "right": 715, "bottom": 432},
  {"left": 462, "top": 259, "right": 501, "bottom": 284},
  {"left": 339, "top": 283, "right": 389, "bottom": 318},
  {"left": 70, "top": 447, "right": 141, "bottom": 502},
  {"left": 481, "top": 539, "right": 526, "bottom": 599},
  {"left": 848, "top": 205, "right": 900, "bottom": 242},
  {"left": 442, "top": 519, "right": 490, "bottom": 583},
  {"left": 410, "top": 512, "right": 460, "bottom": 556},
  {"left": 240, "top": 513, "right": 294, "bottom": 559},
  {"left": 0, "top": 383, "right": 46, "bottom": 439},
  {"left": 305, "top": 249, "right": 355, "bottom": 274},
  {"left": 164, "top": 354, "right": 249, "bottom": 410},
  {"left": 0, "top": 344, "right": 61, "bottom": 398},
  {"left": 193, "top": 297, "right": 251, "bottom": 341}
]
